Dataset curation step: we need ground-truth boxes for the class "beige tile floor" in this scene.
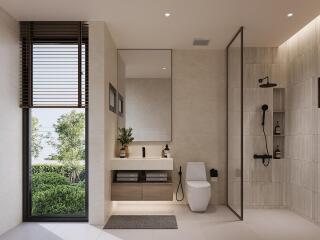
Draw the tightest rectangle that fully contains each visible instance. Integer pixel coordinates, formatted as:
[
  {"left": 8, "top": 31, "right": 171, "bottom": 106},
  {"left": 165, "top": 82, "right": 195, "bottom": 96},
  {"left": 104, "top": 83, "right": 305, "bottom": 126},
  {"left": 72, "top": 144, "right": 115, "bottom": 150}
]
[{"left": 1, "top": 204, "right": 320, "bottom": 240}]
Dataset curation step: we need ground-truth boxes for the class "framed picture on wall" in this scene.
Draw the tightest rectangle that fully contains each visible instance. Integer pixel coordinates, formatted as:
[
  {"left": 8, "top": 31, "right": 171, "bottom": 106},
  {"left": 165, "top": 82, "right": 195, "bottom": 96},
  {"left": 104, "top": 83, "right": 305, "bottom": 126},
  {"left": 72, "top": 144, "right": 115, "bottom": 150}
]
[
  {"left": 109, "top": 83, "right": 117, "bottom": 113},
  {"left": 118, "top": 93, "right": 124, "bottom": 117}
]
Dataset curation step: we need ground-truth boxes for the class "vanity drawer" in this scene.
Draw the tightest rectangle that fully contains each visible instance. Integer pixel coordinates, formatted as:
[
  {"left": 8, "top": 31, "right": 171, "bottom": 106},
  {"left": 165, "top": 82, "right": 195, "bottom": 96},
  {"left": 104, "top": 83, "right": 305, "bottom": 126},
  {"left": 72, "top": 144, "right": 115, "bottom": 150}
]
[
  {"left": 142, "top": 183, "right": 173, "bottom": 201},
  {"left": 111, "top": 183, "right": 142, "bottom": 201}
]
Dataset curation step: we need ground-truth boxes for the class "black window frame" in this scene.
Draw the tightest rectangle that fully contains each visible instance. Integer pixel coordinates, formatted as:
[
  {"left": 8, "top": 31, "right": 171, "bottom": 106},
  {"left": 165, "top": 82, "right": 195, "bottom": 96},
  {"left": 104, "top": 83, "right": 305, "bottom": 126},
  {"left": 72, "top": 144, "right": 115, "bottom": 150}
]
[
  {"left": 23, "top": 108, "right": 89, "bottom": 222},
  {"left": 21, "top": 22, "right": 89, "bottom": 222}
]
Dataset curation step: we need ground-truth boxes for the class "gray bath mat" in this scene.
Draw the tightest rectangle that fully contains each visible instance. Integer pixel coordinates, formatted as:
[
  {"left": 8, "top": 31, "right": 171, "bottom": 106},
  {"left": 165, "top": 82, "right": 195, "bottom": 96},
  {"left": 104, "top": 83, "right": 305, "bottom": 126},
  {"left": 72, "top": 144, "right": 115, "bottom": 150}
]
[{"left": 104, "top": 215, "right": 178, "bottom": 229}]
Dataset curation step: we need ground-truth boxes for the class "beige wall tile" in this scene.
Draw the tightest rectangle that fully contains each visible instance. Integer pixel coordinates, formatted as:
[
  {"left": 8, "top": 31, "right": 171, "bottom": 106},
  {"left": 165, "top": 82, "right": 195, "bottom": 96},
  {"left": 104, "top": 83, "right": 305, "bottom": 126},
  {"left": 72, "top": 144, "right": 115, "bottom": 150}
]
[
  {"left": 243, "top": 47, "right": 284, "bottom": 208},
  {"left": 280, "top": 15, "right": 320, "bottom": 225}
]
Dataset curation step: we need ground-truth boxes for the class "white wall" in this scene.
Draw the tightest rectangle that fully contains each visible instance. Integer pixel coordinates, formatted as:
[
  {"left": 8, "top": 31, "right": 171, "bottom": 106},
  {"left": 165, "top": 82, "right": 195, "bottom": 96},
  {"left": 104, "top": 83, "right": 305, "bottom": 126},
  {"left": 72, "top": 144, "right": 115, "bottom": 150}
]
[
  {"left": 0, "top": 7, "right": 21, "bottom": 235},
  {"left": 173, "top": 50, "right": 227, "bottom": 204},
  {"left": 103, "top": 22, "right": 118, "bottom": 221},
  {"left": 127, "top": 50, "right": 227, "bottom": 204},
  {"left": 89, "top": 21, "right": 117, "bottom": 226}
]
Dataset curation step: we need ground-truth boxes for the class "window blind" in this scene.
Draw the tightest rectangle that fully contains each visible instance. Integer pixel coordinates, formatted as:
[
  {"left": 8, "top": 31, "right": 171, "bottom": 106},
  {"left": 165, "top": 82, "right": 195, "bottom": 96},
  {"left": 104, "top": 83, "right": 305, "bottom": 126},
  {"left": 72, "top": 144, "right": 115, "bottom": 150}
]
[{"left": 20, "top": 22, "right": 88, "bottom": 108}]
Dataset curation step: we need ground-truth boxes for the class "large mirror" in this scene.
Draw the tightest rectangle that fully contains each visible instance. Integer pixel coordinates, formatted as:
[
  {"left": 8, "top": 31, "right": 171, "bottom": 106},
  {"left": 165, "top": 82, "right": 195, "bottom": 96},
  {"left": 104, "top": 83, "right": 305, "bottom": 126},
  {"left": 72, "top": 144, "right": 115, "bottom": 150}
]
[{"left": 117, "top": 49, "right": 172, "bottom": 141}]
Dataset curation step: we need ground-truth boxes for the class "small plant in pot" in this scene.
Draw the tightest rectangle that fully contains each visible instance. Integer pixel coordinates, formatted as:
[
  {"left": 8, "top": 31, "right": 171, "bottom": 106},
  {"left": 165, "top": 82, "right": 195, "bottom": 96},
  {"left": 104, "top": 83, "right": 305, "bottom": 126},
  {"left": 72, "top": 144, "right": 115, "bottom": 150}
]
[{"left": 117, "top": 127, "right": 134, "bottom": 158}]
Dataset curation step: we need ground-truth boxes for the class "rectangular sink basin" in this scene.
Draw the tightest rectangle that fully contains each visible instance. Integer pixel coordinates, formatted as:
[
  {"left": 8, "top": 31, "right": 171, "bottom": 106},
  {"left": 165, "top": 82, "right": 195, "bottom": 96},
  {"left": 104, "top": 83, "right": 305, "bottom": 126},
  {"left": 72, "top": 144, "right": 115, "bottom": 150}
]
[{"left": 111, "top": 157, "right": 173, "bottom": 170}]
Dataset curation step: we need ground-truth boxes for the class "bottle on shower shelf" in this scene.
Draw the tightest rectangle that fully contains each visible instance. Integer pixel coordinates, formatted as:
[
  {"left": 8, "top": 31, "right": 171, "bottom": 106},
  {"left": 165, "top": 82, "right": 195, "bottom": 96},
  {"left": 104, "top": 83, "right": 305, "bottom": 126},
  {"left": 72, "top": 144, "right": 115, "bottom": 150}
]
[
  {"left": 274, "top": 121, "right": 281, "bottom": 135},
  {"left": 274, "top": 145, "right": 281, "bottom": 159}
]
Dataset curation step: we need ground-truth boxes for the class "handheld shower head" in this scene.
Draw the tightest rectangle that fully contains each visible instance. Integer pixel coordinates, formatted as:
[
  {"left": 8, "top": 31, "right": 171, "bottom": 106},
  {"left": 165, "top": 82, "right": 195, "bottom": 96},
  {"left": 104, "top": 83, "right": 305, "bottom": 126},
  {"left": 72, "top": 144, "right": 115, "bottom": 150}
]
[
  {"left": 258, "top": 76, "right": 277, "bottom": 88},
  {"left": 260, "top": 104, "right": 271, "bottom": 167},
  {"left": 261, "top": 104, "right": 268, "bottom": 126}
]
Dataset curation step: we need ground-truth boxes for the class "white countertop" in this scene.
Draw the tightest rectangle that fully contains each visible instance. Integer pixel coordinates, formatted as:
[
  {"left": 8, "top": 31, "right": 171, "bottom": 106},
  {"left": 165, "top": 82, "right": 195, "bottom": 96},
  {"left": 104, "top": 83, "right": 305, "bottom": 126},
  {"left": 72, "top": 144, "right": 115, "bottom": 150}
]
[{"left": 111, "top": 157, "right": 173, "bottom": 170}]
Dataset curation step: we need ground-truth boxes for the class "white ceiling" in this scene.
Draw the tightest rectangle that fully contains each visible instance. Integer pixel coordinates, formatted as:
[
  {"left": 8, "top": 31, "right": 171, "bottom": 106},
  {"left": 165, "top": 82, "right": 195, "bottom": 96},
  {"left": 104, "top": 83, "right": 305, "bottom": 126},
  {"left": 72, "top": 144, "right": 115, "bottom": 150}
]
[
  {"left": 119, "top": 50, "right": 171, "bottom": 78},
  {"left": 1, "top": 0, "right": 320, "bottom": 49}
]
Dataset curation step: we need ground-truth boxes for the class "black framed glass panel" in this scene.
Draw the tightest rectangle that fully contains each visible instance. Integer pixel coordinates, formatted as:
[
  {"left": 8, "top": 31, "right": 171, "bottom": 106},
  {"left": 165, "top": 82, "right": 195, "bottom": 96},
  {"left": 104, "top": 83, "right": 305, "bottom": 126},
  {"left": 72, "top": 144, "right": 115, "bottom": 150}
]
[{"left": 226, "top": 27, "right": 244, "bottom": 220}]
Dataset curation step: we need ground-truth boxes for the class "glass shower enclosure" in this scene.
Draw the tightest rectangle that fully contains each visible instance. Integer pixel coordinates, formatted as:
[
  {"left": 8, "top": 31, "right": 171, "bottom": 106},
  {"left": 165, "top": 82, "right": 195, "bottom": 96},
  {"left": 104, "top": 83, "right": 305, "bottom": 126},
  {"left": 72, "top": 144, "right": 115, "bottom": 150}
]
[{"left": 226, "top": 27, "right": 244, "bottom": 220}]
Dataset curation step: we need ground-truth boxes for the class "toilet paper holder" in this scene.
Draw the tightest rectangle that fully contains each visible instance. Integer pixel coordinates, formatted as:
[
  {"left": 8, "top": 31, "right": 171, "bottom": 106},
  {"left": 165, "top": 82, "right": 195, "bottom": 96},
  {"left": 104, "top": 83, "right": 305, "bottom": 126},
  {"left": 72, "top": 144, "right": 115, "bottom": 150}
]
[{"left": 210, "top": 168, "right": 218, "bottom": 182}]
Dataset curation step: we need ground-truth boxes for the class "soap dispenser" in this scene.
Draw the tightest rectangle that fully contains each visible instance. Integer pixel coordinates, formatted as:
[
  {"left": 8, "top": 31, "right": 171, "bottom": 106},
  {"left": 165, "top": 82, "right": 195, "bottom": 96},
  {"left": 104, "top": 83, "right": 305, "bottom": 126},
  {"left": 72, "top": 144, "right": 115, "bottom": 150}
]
[
  {"left": 142, "top": 147, "right": 146, "bottom": 158},
  {"left": 164, "top": 144, "right": 171, "bottom": 158}
]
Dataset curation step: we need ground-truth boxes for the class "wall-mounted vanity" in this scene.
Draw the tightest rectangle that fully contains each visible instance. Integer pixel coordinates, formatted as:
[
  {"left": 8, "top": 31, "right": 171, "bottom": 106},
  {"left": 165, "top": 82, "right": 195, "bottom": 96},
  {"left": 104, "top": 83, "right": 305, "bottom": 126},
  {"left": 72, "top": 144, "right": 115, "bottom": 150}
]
[
  {"left": 111, "top": 157, "right": 173, "bottom": 170},
  {"left": 112, "top": 49, "right": 173, "bottom": 201},
  {"left": 111, "top": 157, "right": 173, "bottom": 201}
]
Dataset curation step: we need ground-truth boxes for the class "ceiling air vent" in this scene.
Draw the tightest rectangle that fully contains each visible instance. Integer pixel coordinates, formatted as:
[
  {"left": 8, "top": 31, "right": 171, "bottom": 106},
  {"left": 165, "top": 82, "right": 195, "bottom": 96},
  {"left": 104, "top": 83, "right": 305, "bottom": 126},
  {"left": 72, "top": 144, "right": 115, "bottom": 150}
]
[{"left": 193, "top": 38, "right": 210, "bottom": 46}]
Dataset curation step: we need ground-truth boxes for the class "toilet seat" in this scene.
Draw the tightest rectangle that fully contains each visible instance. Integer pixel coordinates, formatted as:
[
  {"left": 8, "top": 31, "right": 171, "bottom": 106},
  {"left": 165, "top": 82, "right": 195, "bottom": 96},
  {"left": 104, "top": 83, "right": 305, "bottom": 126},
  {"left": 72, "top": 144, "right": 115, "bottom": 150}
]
[{"left": 186, "top": 181, "right": 210, "bottom": 188}]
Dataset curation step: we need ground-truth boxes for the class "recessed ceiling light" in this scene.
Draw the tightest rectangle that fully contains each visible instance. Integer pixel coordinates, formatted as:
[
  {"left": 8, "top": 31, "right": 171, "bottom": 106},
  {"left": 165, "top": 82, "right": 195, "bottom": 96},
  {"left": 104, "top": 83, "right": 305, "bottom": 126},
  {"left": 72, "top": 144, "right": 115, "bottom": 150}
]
[
  {"left": 164, "top": 12, "right": 171, "bottom": 17},
  {"left": 287, "top": 13, "right": 293, "bottom": 17},
  {"left": 162, "top": 66, "right": 167, "bottom": 70}
]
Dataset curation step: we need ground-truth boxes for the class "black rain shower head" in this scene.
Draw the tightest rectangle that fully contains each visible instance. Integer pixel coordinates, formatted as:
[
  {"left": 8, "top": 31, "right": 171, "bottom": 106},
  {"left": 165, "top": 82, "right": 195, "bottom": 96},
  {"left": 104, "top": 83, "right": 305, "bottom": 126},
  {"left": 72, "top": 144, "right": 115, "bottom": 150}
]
[
  {"left": 260, "top": 82, "right": 278, "bottom": 88},
  {"left": 258, "top": 76, "right": 277, "bottom": 88}
]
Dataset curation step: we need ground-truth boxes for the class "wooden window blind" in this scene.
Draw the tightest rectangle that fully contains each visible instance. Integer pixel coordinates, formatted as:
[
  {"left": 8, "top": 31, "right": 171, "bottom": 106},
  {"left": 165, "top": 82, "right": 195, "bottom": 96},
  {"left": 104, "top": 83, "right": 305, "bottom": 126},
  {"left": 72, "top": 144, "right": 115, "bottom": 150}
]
[{"left": 20, "top": 21, "right": 88, "bottom": 108}]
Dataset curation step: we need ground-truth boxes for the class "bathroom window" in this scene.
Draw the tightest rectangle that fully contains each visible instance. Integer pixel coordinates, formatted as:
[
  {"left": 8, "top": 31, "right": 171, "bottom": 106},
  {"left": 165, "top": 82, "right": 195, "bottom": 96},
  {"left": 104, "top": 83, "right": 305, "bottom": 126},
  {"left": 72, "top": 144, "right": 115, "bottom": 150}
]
[{"left": 21, "top": 22, "right": 88, "bottom": 221}]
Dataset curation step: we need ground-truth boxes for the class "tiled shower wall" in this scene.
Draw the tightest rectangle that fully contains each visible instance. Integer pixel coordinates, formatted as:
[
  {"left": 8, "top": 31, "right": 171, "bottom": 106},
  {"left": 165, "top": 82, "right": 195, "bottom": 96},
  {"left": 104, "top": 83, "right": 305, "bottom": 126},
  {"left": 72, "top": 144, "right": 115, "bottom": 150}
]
[
  {"left": 243, "top": 47, "right": 287, "bottom": 208},
  {"left": 279, "top": 16, "right": 320, "bottom": 224}
]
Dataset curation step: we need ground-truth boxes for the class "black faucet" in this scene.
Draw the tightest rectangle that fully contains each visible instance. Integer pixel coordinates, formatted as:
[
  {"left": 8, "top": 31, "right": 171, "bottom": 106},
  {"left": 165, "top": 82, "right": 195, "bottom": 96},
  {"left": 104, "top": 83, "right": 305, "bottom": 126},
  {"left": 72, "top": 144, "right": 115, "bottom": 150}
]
[{"left": 142, "top": 147, "right": 146, "bottom": 158}]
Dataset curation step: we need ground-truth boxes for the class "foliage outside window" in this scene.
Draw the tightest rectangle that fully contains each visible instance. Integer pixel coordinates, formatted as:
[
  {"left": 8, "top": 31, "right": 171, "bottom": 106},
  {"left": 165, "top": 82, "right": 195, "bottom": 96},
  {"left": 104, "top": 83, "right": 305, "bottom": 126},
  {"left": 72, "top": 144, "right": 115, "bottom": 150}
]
[
  {"left": 31, "top": 109, "right": 86, "bottom": 216},
  {"left": 31, "top": 117, "right": 44, "bottom": 158}
]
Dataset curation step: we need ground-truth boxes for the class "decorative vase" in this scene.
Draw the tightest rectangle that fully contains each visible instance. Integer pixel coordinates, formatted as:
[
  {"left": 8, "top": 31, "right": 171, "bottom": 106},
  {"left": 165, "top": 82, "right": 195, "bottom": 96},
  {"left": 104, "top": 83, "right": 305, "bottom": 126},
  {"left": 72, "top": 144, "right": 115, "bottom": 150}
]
[
  {"left": 125, "top": 145, "right": 129, "bottom": 158},
  {"left": 119, "top": 147, "right": 126, "bottom": 158}
]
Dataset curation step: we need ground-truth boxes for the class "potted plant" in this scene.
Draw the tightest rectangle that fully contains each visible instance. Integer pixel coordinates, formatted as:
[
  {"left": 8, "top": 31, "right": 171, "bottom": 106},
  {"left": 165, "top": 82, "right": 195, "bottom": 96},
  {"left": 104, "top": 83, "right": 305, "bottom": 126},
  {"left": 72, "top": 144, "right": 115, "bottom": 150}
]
[{"left": 117, "top": 127, "right": 134, "bottom": 158}]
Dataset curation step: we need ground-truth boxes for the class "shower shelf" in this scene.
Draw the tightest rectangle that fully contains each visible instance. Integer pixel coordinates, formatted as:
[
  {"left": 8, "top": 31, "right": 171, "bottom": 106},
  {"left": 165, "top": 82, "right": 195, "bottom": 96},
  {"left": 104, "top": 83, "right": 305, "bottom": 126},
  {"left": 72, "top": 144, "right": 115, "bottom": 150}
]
[{"left": 273, "top": 88, "right": 285, "bottom": 159}]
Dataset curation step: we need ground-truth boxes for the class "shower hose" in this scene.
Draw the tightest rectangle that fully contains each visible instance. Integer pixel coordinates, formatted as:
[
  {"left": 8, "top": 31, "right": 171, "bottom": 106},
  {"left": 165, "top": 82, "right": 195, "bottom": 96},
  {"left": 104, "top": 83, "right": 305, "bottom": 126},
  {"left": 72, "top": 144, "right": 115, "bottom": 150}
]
[
  {"left": 262, "top": 124, "right": 271, "bottom": 167},
  {"left": 176, "top": 166, "right": 184, "bottom": 201}
]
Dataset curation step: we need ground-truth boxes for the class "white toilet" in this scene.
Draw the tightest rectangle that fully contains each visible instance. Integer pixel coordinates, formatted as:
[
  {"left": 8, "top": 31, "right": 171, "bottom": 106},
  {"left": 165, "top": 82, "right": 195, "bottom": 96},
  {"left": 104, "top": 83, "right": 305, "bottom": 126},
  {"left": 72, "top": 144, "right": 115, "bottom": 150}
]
[{"left": 185, "top": 162, "right": 211, "bottom": 212}]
